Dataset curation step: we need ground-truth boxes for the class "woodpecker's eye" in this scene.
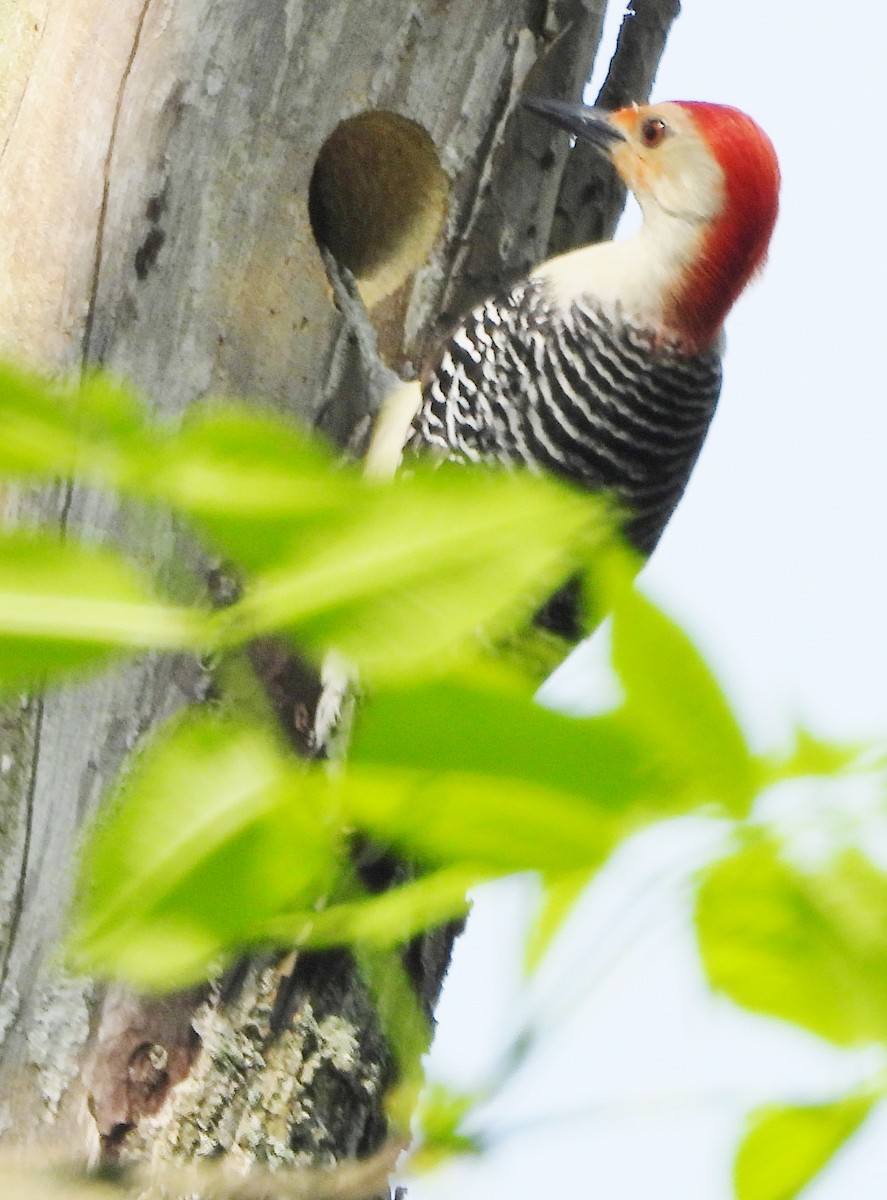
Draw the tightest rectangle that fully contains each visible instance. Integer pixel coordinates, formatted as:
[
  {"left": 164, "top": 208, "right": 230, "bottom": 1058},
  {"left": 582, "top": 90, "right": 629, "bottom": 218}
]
[{"left": 640, "top": 116, "right": 668, "bottom": 148}]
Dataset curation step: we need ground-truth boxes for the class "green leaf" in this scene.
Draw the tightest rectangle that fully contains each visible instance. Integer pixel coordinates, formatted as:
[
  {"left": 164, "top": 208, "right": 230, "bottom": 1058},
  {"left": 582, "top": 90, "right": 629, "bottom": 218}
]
[
  {"left": 524, "top": 871, "right": 590, "bottom": 974},
  {"left": 697, "top": 838, "right": 887, "bottom": 1045},
  {"left": 350, "top": 675, "right": 699, "bottom": 878},
  {"left": 70, "top": 715, "right": 340, "bottom": 990},
  {"left": 0, "top": 531, "right": 205, "bottom": 688},
  {"left": 413, "top": 1084, "right": 483, "bottom": 1170},
  {"left": 260, "top": 865, "right": 481, "bottom": 951},
  {"left": 759, "top": 728, "right": 876, "bottom": 788},
  {"left": 223, "top": 466, "right": 612, "bottom": 679},
  {"left": 335, "top": 765, "right": 660, "bottom": 879},
  {"left": 609, "top": 583, "right": 754, "bottom": 815},
  {"left": 149, "top": 404, "right": 348, "bottom": 569},
  {"left": 358, "top": 947, "right": 434, "bottom": 1133},
  {"left": 734, "top": 1094, "right": 876, "bottom": 1200},
  {"left": 155, "top": 402, "right": 337, "bottom": 510},
  {"left": 353, "top": 675, "right": 683, "bottom": 811},
  {"left": 0, "top": 365, "right": 155, "bottom": 485}
]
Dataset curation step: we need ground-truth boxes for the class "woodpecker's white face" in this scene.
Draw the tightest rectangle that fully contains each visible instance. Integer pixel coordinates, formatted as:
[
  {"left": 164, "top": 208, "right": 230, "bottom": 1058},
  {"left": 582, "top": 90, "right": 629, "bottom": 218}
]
[
  {"left": 524, "top": 96, "right": 780, "bottom": 351},
  {"left": 608, "top": 102, "right": 724, "bottom": 226}
]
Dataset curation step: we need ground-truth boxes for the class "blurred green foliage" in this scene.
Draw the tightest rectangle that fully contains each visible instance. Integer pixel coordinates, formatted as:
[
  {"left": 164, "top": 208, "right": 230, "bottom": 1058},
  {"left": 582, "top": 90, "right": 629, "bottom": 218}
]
[{"left": 1, "top": 363, "right": 886, "bottom": 1199}]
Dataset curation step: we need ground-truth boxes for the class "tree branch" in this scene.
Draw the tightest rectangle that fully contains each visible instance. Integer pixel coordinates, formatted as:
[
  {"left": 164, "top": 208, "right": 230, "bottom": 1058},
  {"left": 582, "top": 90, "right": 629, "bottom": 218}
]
[{"left": 547, "top": 0, "right": 682, "bottom": 255}]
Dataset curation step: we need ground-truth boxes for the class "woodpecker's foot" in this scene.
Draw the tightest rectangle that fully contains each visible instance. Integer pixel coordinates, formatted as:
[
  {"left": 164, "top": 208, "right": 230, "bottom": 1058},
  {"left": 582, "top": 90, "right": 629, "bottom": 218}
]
[{"left": 313, "top": 650, "right": 356, "bottom": 758}]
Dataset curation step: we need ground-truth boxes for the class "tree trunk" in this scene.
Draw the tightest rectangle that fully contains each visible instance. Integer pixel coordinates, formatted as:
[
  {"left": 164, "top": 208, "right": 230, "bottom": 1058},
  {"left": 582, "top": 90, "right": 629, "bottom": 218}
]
[{"left": 0, "top": 0, "right": 677, "bottom": 1180}]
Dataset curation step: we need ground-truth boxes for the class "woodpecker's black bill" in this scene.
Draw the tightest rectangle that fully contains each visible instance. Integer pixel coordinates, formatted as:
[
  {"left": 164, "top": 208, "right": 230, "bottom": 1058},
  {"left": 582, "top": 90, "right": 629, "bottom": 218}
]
[{"left": 522, "top": 96, "right": 626, "bottom": 151}]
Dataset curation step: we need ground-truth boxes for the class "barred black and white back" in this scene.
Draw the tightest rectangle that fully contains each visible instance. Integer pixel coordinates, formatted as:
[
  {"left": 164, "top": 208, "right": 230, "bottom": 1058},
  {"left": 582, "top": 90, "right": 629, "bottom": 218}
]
[{"left": 405, "top": 278, "right": 722, "bottom": 556}]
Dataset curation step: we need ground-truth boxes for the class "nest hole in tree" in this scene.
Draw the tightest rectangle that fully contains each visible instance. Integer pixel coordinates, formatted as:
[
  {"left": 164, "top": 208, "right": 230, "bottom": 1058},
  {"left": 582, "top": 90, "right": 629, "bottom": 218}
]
[{"left": 308, "top": 111, "right": 448, "bottom": 310}]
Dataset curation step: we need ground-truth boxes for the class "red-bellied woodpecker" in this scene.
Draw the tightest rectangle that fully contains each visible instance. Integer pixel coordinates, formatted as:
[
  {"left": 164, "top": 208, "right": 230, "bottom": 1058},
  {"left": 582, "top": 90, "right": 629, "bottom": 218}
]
[
  {"left": 316, "top": 98, "right": 780, "bottom": 747},
  {"left": 366, "top": 97, "right": 780, "bottom": 566}
]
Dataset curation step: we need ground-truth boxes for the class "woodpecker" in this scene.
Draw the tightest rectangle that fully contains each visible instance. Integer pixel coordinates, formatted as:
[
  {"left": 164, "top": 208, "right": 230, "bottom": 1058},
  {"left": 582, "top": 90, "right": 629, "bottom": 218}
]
[
  {"left": 366, "top": 97, "right": 779, "bottom": 567},
  {"left": 314, "top": 99, "right": 780, "bottom": 746}
]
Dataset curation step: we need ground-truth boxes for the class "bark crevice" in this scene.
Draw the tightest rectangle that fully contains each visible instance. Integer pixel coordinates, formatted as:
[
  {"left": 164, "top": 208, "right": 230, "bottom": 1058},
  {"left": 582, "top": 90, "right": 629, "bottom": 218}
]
[{"left": 82, "top": 0, "right": 156, "bottom": 365}]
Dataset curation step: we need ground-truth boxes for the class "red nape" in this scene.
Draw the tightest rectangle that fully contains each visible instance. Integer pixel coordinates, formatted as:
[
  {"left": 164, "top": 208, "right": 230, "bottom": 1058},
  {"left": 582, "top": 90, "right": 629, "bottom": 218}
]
[{"left": 669, "top": 102, "right": 780, "bottom": 352}]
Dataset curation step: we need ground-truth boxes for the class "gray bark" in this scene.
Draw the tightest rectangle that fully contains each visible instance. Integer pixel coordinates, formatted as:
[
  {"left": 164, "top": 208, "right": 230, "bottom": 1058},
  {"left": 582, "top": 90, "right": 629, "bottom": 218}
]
[
  {"left": 549, "top": 0, "right": 681, "bottom": 254},
  {"left": 0, "top": 0, "right": 677, "bottom": 1183}
]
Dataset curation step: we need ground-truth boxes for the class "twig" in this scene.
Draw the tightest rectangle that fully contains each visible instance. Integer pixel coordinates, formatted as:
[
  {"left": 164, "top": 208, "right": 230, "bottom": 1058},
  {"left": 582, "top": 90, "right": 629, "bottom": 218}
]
[{"left": 0, "top": 1138, "right": 405, "bottom": 1200}]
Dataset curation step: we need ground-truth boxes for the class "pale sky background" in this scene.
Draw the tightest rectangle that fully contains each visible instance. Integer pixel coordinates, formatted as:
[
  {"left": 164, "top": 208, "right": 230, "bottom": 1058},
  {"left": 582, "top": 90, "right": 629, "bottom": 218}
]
[{"left": 411, "top": 2, "right": 887, "bottom": 1197}]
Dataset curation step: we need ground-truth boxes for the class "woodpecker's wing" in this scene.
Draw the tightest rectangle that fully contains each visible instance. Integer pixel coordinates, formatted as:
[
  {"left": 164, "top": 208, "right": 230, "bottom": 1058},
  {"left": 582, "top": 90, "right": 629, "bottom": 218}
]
[{"left": 403, "top": 277, "right": 722, "bottom": 556}]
